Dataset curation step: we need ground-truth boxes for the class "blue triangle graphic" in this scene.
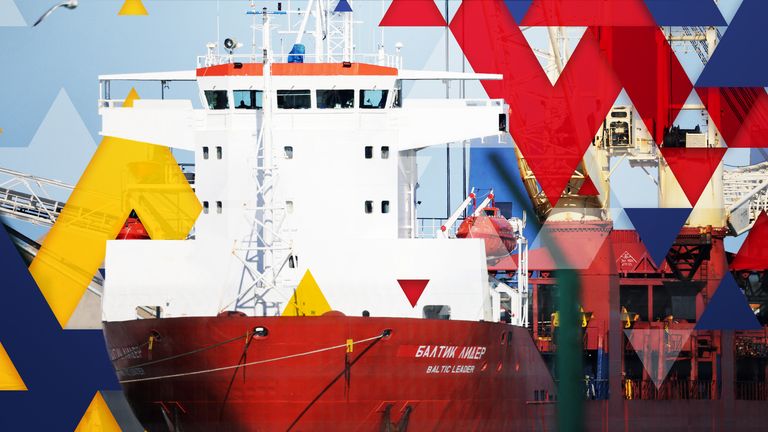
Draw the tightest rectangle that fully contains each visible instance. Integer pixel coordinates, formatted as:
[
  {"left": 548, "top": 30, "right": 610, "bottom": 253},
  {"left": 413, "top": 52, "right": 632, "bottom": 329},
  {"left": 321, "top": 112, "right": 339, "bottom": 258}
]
[
  {"left": 697, "top": 0, "right": 768, "bottom": 86},
  {"left": 0, "top": 222, "right": 120, "bottom": 429},
  {"left": 643, "top": 0, "right": 725, "bottom": 26},
  {"left": 334, "top": 0, "right": 352, "bottom": 13},
  {"left": 697, "top": 273, "right": 761, "bottom": 330},
  {"left": 503, "top": 0, "right": 533, "bottom": 24},
  {"left": 625, "top": 208, "right": 691, "bottom": 267}
]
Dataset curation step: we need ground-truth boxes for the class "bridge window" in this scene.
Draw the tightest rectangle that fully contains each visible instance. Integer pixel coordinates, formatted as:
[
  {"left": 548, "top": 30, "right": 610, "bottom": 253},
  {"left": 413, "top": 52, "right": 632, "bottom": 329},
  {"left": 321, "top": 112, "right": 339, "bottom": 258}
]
[
  {"left": 381, "top": 201, "right": 390, "bottom": 214},
  {"left": 203, "top": 146, "right": 209, "bottom": 160},
  {"left": 364, "top": 146, "right": 373, "bottom": 159},
  {"left": 203, "top": 201, "right": 209, "bottom": 214},
  {"left": 364, "top": 201, "right": 373, "bottom": 214},
  {"left": 216, "top": 146, "right": 222, "bottom": 159},
  {"left": 234, "top": 90, "right": 263, "bottom": 110},
  {"left": 381, "top": 146, "right": 390, "bottom": 159},
  {"left": 204, "top": 90, "right": 229, "bottom": 110},
  {"left": 216, "top": 201, "right": 223, "bottom": 214},
  {"left": 317, "top": 89, "right": 354, "bottom": 109},
  {"left": 360, "top": 89, "right": 388, "bottom": 109},
  {"left": 277, "top": 90, "right": 311, "bottom": 109}
]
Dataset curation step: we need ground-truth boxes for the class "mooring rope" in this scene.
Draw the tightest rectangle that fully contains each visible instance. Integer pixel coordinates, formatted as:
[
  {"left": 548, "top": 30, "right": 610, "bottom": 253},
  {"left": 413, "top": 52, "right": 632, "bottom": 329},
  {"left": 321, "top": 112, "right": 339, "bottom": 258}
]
[{"left": 119, "top": 331, "right": 390, "bottom": 384}]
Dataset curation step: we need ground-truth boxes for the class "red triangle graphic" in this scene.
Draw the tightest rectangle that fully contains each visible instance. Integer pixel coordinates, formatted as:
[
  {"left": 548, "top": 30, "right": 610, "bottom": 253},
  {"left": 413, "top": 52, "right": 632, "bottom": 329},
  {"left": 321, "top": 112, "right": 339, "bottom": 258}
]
[
  {"left": 380, "top": 0, "right": 446, "bottom": 27},
  {"left": 578, "top": 176, "right": 599, "bottom": 196},
  {"left": 660, "top": 147, "right": 726, "bottom": 206},
  {"left": 697, "top": 87, "right": 768, "bottom": 148},
  {"left": 594, "top": 26, "right": 693, "bottom": 145},
  {"left": 397, "top": 279, "right": 429, "bottom": 307},
  {"left": 521, "top": 0, "right": 656, "bottom": 26},
  {"left": 732, "top": 211, "right": 768, "bottom": 271},
  {"left": 450, "top": 3, "right": 623, "bottom": 206}
]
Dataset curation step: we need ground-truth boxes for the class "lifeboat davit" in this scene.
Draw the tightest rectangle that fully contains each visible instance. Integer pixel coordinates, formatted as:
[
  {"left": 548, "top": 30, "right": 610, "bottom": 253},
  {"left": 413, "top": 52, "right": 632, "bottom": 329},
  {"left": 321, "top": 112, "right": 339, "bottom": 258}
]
[
  {"left": 117, "top": 215, "right": 151, "bottom": 240},
  {"left": 456, "top": 207, "right": 518, "bottom": 260}
]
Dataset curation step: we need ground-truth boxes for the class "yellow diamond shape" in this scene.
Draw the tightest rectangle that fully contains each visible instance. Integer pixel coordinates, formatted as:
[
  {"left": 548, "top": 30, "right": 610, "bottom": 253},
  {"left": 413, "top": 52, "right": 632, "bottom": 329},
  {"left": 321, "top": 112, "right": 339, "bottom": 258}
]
[
  {"left": 283, "top": 270, "right": 331, "bottom": 317},
  {"left": 122, "top": 87, "right": 140, "bottom": 108},
  {"left": 118, "top": 0, "right": 148, "bottom": 16},
  {"left": 75, "top": 392, "right": 122, "bottom": 431},
  {"left": 0, "top": 342, "right": 26, "bottom": 391}
]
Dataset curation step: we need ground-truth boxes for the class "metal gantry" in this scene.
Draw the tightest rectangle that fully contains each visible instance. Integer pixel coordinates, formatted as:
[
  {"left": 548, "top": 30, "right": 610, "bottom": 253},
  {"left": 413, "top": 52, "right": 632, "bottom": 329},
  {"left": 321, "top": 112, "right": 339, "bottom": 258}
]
[
  {"left": 0, "top": 167, "right": 72, "bottom": 227},
  {"left": 0, "top": 168, "right": 106, "bottom": 297},
  {"left": 724, "top": 161, "right": 768, "bottom": 235}
]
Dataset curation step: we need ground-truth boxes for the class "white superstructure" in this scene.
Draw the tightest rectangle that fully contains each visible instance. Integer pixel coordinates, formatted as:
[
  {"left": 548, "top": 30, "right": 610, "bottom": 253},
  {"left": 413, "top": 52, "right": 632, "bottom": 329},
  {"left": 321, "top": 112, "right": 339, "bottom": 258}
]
[{"left": 100, "top": 7, "right": 508, "bottom": 324}]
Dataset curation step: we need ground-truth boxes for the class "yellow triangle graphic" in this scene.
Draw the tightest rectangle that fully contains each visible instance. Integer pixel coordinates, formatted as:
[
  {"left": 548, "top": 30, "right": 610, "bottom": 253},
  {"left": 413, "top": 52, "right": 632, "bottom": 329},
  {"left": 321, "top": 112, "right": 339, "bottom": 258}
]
[
  {"left": 122, "top": 88, "right": 140, "bottom": 108},
  {"left": 283, "top": 270, "right": 332, "bottom": 317},
  {"left": 75, "top": 392, "right": 122, "bottom": 432},
  {"left": 0, "top": 342, "right": 26, "bottom": 391},
  {"left": 118, "top": 0, "right": 148, "bottom": 16}
]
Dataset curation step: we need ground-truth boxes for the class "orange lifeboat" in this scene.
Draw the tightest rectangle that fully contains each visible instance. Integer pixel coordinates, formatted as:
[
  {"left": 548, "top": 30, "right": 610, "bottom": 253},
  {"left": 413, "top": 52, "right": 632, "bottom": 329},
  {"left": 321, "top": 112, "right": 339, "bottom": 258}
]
[
  {"left": 117, "top": 213, "right": 151, "bottom": 240},
  {"left": 456, "top": 207, "right": 518, "bottom": 260}
]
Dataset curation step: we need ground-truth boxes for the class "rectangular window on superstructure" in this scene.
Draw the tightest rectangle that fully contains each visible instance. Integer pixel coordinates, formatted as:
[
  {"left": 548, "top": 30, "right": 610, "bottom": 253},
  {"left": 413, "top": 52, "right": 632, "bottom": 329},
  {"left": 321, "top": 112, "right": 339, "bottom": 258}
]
[
  {"left": 277, "top": 90, "right": 311, "bottom": 109},
  {"left": 203, "top": 201, "right": 209, "bottom": 214},
  {"left": 360, "top": 90, "right": 389, "bottom": 109},
  {"left": 364, "top": 201, "right": 373, "bottom": 214},
  {"left": 204, "top": 90, "right": 229, "bottom": 110},
  {"left": 216, "top": 201, "right": 223, "bottom": 214},
  {"left": 316, "top": 89, "right": 354, "bottom": 109},
  {"left": 284, "top": 146, "right": 294, "bottom": 159},
  {"left": 381, "top": 146, "right": 390, "bottom": 159},
  {"left": 381, "top": 201, "right": 390, "bottom": 214},
  {"left": 203, "top": 146, "right": 209, "bottom": 160},
  {"left": 233, "top": 90, "right": 263, "bottom": 110},
  {"left": 216, "top": 146, "right": 222, "bottom": 159},
  {"left": 423, "top": 305, "right": 451, "bottom": 320},
  {"left": 364, "top": 146, "right": 373, "bottom": 159}
]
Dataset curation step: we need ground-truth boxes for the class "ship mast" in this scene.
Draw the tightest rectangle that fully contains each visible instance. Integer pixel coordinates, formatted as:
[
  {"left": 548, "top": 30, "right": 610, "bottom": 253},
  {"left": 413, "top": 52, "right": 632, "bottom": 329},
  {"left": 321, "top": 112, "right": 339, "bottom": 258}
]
[
  {"left": 230, "top": 0, "right": 356, "bottom": 316},
  {"left": 232, "top": 6, "right": 291, "bottom": 316}
]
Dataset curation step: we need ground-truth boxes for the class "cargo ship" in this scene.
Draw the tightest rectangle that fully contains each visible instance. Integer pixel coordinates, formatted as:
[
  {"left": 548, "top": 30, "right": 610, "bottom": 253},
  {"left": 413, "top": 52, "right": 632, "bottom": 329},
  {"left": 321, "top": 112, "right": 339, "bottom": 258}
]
[{"left": 97, "top": 1, "right": 768, "bottom": 431}]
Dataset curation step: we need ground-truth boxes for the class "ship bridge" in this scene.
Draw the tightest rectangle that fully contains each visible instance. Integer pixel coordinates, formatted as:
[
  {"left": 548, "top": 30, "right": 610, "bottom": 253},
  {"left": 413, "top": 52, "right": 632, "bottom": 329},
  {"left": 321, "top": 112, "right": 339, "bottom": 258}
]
[{"left": 98, "top": 64, "right": 505, "bottom": 152}]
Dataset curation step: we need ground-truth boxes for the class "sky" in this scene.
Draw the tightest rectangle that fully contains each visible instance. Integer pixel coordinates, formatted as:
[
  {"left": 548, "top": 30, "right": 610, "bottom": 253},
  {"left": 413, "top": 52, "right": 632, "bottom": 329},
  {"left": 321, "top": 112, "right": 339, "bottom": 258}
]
[{"left": 0, "top": 0, "right": 760, "bottom": 252}]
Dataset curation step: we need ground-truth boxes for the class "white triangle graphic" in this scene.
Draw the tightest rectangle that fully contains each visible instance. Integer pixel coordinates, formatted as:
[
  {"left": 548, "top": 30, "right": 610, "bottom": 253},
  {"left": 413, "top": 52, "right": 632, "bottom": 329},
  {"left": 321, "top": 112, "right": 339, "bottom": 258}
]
[
  {"left": 0, "top": 88, "right": 96, "bottom": 200},
  {"left": 520, "top": 26, "right": 587, "bottom": 86},
  {"left": 698, "top": 1, "right": 744, "bottom": 70},
  {"left": 669, "top": 37, "right": 707, "bottom": 85},
  {"left": 716, "top": 0, "right": 744, "bottom": 25},
  {"left": 625, "top": 328, "right": 693, "bottom": 388},
  {"left": 0, "top": 0, "right": 26, "bottom": 27}
]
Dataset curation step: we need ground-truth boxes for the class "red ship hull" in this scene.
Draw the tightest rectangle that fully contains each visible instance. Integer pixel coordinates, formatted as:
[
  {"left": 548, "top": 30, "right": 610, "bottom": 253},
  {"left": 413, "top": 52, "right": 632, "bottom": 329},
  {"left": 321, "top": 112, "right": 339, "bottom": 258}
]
[{"left": 104, "top": 315, "right": 556, "bottom": 431}]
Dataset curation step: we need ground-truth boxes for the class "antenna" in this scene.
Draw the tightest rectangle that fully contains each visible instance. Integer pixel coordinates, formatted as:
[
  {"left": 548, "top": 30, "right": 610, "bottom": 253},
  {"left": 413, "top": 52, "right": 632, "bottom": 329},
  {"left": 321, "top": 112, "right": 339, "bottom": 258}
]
[{"left": 250, "top": 0, "right": 257, "bottom": 59}]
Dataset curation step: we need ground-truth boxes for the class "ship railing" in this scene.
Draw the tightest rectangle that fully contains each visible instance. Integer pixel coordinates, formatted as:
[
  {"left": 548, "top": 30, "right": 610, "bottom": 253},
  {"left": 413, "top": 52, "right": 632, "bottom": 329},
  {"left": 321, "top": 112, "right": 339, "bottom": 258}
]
[
  {"left": 622, "top": 379, "right": 719, "bottom": 400},
  {"left": 196, "top": 52, "right": 403, "bottom": 69},
  {"left": 735, "top": 381, "right": 768, "bottom": 400},
  {"left": 416, "top": 217, "right": 464, "bottom": 239},
  {"left": 405, "top": 99, "right": 504, "bottom": 108}
]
